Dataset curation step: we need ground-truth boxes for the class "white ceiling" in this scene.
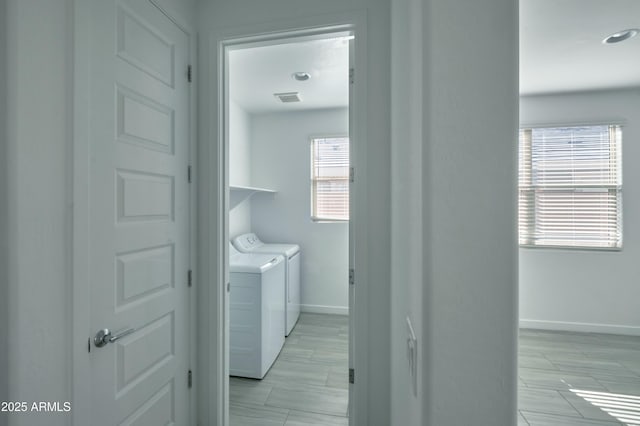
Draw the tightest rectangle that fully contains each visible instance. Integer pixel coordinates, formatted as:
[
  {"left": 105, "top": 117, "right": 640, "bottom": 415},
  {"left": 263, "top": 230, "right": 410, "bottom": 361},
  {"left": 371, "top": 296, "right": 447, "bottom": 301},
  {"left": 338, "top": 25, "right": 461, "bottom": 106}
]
[
  {"left": 229, "top": 1, "right": 640, "bottom": 110},
  {"left": 520, "top": 0, "right": 640, "bottom": 95},
  {"left": 229, "top": 37, "right": 349, "bottom": 113}
]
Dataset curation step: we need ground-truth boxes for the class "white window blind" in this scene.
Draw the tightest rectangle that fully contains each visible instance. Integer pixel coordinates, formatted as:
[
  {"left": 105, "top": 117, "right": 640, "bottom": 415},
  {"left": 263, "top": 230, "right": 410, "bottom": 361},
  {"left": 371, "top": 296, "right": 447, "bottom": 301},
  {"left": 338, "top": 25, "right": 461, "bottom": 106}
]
[
  {"left": 311, "top": 137, "right": 349, "bottom": 221},
  {"left": 518, "top": 125, "right": 622, "bottom": 249}
]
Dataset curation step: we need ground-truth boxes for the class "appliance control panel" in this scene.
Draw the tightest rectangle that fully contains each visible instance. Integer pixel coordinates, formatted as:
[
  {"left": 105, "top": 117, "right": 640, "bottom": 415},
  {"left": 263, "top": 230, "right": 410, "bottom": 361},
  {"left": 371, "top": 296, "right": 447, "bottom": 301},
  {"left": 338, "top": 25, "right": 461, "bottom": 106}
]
[{"left": 235, "top": 233, "right": 262, "bottom": 251}]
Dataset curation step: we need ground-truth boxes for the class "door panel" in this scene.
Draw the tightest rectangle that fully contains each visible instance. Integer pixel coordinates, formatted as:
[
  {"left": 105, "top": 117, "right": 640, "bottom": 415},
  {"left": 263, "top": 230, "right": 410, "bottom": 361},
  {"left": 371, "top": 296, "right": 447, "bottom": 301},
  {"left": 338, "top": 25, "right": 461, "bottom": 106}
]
[
  {"left": 119, "top": 382, "right": 175, "bottom": 426},
  {"left": 116, "top": 244, "right": 174, "bottom": 305},
  {"left": 87, "top": 1, "right": 190, "bottom": 425},
  {"left": 116, "top": 5, "right": 176, "bottom": 87},
  {"left": 117, "top": 87, "right": 175, "bottom": 153}
]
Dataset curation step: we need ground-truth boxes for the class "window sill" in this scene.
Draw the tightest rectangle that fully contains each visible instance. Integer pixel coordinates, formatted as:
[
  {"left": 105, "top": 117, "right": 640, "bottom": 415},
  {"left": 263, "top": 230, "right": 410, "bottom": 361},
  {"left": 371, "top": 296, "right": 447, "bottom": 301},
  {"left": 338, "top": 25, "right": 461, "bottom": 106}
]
[
  {"left": 311, "top": 217, "right": 349, "bottom": 224},
  {"left": 519, "top": 244, "right": 622, "bottom": 252}
]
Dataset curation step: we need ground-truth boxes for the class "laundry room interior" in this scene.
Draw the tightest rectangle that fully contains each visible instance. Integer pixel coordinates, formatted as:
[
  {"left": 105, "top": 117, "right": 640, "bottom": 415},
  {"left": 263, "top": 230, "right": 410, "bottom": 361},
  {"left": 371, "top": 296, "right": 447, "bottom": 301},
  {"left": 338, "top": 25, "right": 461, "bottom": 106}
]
[{"left": 226, "top": 34, "right": 352, "bottom": 423}]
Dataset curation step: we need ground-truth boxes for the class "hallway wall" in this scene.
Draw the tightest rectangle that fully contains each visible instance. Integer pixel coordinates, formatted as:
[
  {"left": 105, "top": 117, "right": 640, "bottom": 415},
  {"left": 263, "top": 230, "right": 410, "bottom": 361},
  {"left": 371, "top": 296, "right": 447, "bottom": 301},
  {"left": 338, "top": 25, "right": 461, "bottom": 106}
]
[
  {"left": 422, "top": 0, "right": 518, "bottom": 426},
  {"left": 390, "top": 0, "right": 424, "bottom": 422},
  {"left": 5, "top": 1, "right": 73, "bottom": 425},
  {"left": 422, "top": 0, "right": 519, "bottom": 423},
  {"left": 0, "top": 0, "right": 9, "bottom": 423},
  {"left": 391, "top": 0, "right": 519, "bottom": 424},
  {"left": 3, "top": 0, "right": 521, "bottom": 424}
]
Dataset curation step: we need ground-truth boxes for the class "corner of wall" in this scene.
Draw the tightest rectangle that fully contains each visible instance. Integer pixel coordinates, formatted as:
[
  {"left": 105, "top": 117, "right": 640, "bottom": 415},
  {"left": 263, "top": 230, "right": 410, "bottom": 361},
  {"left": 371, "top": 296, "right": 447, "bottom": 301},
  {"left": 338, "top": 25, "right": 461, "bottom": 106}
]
[
  {"left": 390, "top": 0, "right": 425, "bottom": 423},
  {"left": 422, "top": 0, "right": 519, "bottom": 424},
  {"left": 3, "top": 1, "right": 74, "bottom": 420},
  {"left": 229, "top": 100, "right": 253, "bottom": 238},
  {"left": 152, "top": 0, "right": 197, "bottom": 31},
  {"left": 0, "top": 0, "right": 9, "bottom": 419}
]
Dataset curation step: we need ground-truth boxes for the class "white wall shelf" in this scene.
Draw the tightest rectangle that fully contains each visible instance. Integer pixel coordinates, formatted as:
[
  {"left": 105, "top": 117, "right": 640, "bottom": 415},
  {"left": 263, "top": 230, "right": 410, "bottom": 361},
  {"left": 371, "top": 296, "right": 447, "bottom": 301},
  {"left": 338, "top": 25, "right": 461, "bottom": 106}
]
[
  {"left": 230, "top": 184, "right": 276, "bottom": 194},
  {"left": 230, "top": 185, "right": 276, "bottom": 208}
]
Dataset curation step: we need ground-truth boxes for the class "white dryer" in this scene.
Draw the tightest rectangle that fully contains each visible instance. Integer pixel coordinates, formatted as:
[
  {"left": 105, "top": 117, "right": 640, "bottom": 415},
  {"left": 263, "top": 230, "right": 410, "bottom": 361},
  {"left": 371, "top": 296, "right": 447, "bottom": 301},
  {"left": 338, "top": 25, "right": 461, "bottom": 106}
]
[
  {"left": 233, "top": 233, "right": 301, "bottom": 336},
  {"left": 229, "top": 243, "right": 285, "bottom": 379}
]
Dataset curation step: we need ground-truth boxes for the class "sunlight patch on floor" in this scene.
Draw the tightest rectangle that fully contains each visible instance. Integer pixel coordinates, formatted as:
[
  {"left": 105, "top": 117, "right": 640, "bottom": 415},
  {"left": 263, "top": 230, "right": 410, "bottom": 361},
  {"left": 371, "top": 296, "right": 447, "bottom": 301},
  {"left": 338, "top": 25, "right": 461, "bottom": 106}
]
[{"left": 571, "top": 388, "right": 640, "bottom": 426}]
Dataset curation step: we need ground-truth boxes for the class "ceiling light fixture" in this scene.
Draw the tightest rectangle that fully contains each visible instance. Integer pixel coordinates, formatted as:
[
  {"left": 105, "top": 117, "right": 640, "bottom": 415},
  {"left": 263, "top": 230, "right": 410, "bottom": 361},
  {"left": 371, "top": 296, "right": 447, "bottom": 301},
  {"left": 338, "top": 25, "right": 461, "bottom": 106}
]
[
  {"left": 292, "top": 72, "right": 311, "bottom": 81},
  {"left": 603, "top": 28, "right": 639, "bottom": 44}
]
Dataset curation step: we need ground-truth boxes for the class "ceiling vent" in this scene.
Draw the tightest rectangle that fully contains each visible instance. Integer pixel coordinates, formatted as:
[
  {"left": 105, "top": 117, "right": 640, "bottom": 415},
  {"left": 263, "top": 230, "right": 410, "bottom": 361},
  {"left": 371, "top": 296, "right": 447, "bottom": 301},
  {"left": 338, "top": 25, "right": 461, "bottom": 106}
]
[{"left": 274, "top": 92, "right": 301, "bottom": 103}]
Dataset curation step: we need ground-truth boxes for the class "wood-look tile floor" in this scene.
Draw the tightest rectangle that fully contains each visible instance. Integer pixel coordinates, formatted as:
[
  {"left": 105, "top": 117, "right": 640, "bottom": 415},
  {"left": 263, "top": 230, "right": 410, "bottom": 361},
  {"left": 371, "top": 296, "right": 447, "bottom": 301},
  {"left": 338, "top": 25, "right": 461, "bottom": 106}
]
[
  {"left": 230, "top": 313, "right": 349, "bottom": 426},
  {"left": 518, "top": 329, "right": 640, "bottom": 425},
  {"left": 230, "top": 314, "right": 640, "bottom": 426}
]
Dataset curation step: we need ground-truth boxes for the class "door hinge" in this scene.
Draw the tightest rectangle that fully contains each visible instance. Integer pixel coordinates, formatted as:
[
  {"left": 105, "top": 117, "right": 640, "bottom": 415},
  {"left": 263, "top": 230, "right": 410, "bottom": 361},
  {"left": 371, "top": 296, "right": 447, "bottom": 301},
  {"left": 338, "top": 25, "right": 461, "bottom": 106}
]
[
  {"left": 188, "top": 370, "right": 193, "bottom": 388},
  {"left": 349, "top": 167, "right": 354, "bottom": 183},
  {"left": 349, "top": 368, "right": 354, "bottom": 384},
  {"left": 88, "top": 337, "right": 91, "bottom": 353},
  {"left": 187, "top": 65, "right": 192, "bottom": 83},
  {"left": 349, "top": 268, "right": 355, "bottom": 286},
  {"left": 188, "top": 165, "right": 192, "bottom": 183},
  {"left": 188, "top": 270, "right": 192, "bottom": 287},
  {"left": 349, "top": 67, "right": 354, "bottom": 85},
  {"left": 227, "top": 282, "right": 230, "bottom": 292}
]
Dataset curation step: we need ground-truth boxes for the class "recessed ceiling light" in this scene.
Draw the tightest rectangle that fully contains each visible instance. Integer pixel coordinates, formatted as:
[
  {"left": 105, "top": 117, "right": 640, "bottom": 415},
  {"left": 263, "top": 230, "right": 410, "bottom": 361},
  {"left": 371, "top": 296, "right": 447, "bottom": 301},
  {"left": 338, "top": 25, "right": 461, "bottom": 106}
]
[
  {"left": 603, "top": 28, "right": 639, "bottom": 44},
  {"left": 292, "top": 72, "right": 311, "bottom": 82}
]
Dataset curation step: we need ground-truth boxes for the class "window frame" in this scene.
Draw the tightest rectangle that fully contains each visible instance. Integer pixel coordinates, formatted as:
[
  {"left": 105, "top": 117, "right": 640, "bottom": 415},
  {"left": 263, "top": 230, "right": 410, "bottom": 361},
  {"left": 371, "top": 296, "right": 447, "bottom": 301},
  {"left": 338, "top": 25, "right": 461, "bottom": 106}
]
[
  {"left": 310, "top": 135, "right": 350, "bottom": 223},
  {"left": 518, "top": 122, "right": 623, "bottom": 251}
]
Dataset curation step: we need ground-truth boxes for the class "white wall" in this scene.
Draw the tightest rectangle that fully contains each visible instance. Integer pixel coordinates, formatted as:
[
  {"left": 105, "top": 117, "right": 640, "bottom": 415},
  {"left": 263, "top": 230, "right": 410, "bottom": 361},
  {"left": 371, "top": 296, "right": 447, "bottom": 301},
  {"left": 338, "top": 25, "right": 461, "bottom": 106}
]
[
  {"left": 197, "top": 1, "right": 391, "bottom": 424},
  {"left": 250, "top": 108, "right": 349, "bottom": 314},
  {"left": 520, "top": 89, "right": 640, "bottom": 335},
  {"left": 390, "top": 0, "right": 424, "bottom": 423},
  {"left": 153, "top": 0, "right": 196, "bottom": 29},
  {"left": 423, "top": 0, "right": 519, "bottom": 423},
  {"left": 4, "top": 1, "right": 522, "bottom": 425},
  {"left": 0, "top": 0, "right": 9, "bottom": 423},
  {"left": 390, "top": 0, "right": 519, "bottom": 424},
  {"left": 5, "top": 1, "right": 72, "bottom": 425},
  {"left": 229, "top": 100, "right": 252, "bottom": 238}
]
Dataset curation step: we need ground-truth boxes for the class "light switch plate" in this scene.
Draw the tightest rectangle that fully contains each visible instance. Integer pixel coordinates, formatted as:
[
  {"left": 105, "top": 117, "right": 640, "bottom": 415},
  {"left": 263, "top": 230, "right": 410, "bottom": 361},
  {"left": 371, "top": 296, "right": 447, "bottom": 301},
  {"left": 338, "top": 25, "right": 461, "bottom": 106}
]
[{"left": 406, "top": 316, "right": 418, "bottom": 397}]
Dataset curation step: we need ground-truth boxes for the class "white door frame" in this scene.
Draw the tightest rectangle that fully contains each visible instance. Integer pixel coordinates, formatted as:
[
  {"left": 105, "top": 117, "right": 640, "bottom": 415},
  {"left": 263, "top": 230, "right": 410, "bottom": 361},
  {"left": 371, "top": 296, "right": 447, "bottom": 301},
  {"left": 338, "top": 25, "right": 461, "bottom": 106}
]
[
  {"left": 71, "top": 1, "right": 197, "bottom": 424},
  {"left": 201, "top": 11, "right": 370, "bottom": 426}
]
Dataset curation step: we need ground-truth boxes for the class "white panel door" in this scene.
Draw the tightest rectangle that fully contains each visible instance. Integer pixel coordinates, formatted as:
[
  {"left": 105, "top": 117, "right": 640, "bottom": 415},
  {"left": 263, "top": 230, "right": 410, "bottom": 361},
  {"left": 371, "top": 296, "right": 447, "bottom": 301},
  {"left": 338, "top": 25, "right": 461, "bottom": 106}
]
[{"left": 86, "top": 0, "right": 190, "bottom": 424}]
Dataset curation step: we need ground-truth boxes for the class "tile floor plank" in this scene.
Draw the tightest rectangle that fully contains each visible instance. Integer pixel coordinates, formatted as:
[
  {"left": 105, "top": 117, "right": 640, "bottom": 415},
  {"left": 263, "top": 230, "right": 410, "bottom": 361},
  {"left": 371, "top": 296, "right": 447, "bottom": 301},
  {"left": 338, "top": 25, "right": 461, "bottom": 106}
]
[
  {"left": 230, "top": 313, "right": 349, "bottom": 425},
  {"left": 521, "top": 411, "right": 623, "bottom": 426},
  {"left": 285, "top": 410, "right": 350, "bottom": 425},
  {"left": 229, "top": 316, "right": 639, "bottom": 425},
  {"left": 229, "top": 401, "right": 289, "bottom": 426}
]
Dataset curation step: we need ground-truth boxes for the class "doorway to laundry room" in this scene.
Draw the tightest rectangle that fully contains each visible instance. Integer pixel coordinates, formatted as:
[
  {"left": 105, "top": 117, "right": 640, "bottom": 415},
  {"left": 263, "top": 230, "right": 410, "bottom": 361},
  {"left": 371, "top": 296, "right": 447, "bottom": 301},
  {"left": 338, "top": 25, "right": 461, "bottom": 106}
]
[{"left": 225, "top": 32, "right": 353, "bottom": 425}]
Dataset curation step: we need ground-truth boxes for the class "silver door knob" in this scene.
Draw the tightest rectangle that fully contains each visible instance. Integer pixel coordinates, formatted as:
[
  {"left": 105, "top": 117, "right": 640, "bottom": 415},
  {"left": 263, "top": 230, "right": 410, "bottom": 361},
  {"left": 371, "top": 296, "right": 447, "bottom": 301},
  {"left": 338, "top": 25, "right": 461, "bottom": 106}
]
[{"left": 94, "top": 327, "right": 136, "bottom": 348}]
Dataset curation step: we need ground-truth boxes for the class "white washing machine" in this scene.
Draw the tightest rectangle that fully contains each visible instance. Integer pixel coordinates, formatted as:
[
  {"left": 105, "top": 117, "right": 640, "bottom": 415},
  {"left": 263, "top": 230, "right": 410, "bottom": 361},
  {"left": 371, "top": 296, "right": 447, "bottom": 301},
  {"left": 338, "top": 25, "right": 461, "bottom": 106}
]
[
  {"left": 233, "top": 233, "right": 301, "bottom": 336},
  {"left": 229, "top": 243, "right": 285, "bottom": 379}
]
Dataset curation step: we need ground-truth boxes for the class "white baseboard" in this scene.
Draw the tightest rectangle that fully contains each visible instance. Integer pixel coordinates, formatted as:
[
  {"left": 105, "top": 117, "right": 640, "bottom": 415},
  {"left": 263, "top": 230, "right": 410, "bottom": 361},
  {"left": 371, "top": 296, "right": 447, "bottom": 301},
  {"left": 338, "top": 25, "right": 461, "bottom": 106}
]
[
  {"left": 300, "top": 304, "right": 349, "bottom": 316},
  {"left": 520, "top": 319, "right": 640, "bottom": 336}
]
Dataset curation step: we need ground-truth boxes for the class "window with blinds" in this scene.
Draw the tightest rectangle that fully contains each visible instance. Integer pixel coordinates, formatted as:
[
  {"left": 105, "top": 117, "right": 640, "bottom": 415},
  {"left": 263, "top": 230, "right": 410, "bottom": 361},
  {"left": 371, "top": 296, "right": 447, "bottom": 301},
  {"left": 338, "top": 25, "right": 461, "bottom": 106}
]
[
  {"left": 518, "top": 125, "right": 622, "bottom": 249},
  {"left": 311, "top": 137, "right": 350, "bottom": 221}
]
